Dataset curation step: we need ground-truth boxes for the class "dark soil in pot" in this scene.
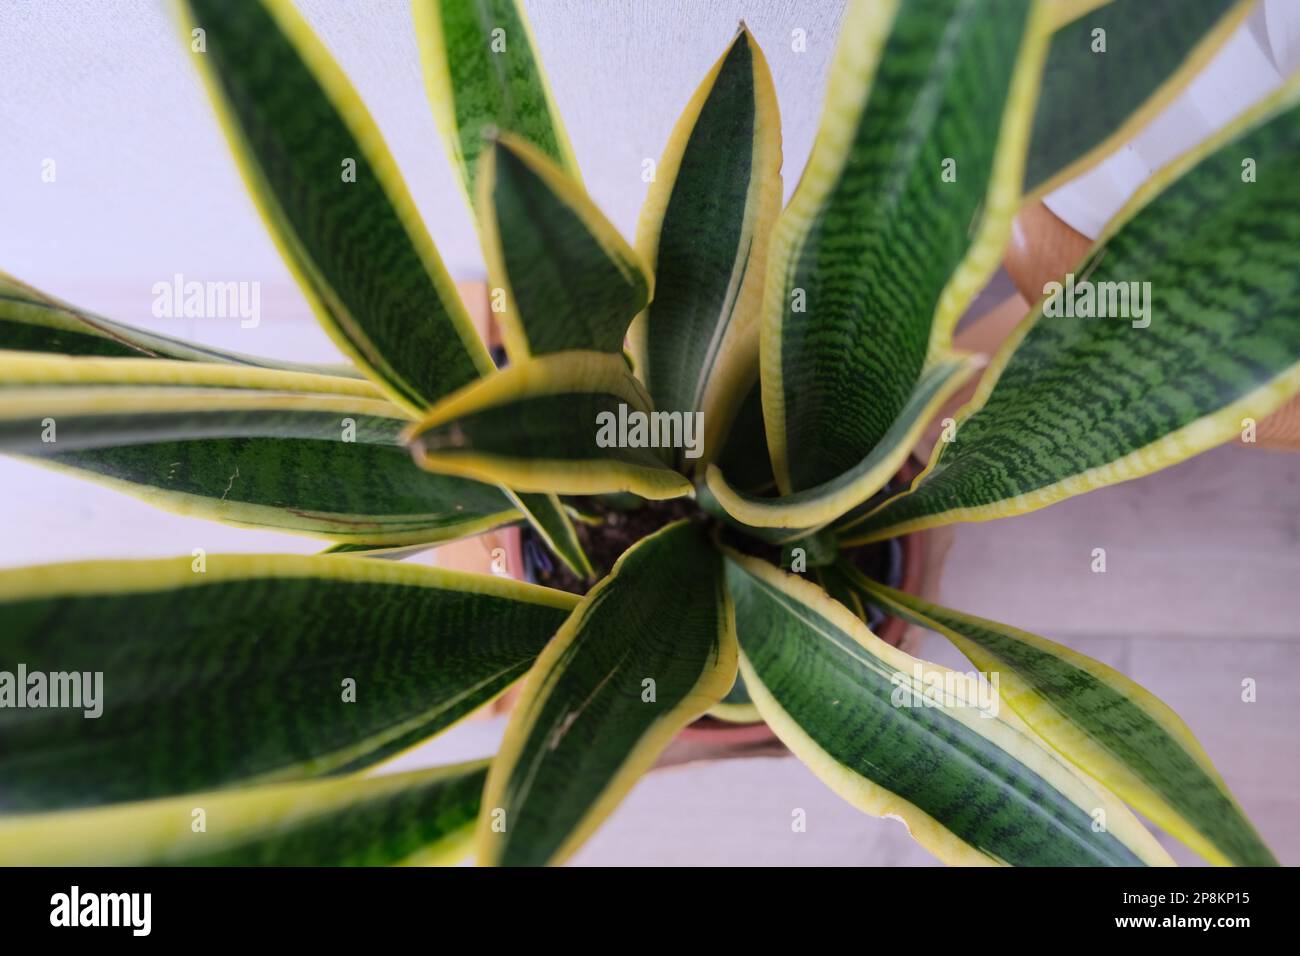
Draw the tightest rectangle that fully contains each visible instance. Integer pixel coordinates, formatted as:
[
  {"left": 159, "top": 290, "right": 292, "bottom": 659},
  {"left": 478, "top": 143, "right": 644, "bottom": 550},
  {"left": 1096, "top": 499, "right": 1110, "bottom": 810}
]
[
  {"left": 521, "top": 494, "right": 702, "bottom": 593},
  {"left": 521, "top": 492, "right": 911, "bottom": 614}
]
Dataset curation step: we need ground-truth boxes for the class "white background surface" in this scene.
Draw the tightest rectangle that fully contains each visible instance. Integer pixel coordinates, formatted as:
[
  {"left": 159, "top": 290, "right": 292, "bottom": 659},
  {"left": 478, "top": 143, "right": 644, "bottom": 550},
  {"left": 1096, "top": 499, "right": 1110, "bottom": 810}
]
[{"left": 0, "top": 0, "right": 845, "bottom": 322}]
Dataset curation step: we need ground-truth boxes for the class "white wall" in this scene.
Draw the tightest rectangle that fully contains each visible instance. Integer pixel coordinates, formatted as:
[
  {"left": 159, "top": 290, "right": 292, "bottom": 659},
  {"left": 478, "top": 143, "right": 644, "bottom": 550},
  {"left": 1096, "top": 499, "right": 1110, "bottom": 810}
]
[{"left": 0, "top": 0, "right": 845, "bottom": 346}]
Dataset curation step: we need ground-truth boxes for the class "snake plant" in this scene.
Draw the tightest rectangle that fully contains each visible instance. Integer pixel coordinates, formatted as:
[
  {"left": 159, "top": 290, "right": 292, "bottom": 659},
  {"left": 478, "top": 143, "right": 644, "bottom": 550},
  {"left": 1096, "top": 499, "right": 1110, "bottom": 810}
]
[{"left": 0, "top": 0, "right": 1292, "bottom": 868}]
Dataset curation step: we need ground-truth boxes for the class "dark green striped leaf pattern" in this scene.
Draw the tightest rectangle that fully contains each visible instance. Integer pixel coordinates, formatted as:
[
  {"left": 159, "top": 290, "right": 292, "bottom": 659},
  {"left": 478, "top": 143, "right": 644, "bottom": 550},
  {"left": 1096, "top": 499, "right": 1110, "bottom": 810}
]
[
  {"left": 414, "top": 0, "right": 579, "bottom": 197},
  {"left": 408, "top": 351, "right": 693, "bottom": 499},
  {"left": 853, "top": 578, "right": 1277, "bottom": 866},
  {"left": 506, "top": 490, "right": 593, "bottom": 580},
  {"left": 1026, "top": 0, "right": 1246, "bottom": 198},
  {"left": 479, "top": 135, "right": 650, "bottom": 358},
  {"left": 815, "top": 564, "right": 870, "bottom": 623},
  {"left": 480, "top": 521, "right": 736, "bottom": 866},
  {"left": 633, "top": 25, "right": 780, "bottom": 468},
  {"left": 707, "top": 356, "right": 975, "bottom": 531},
  {"left": 725, "top": 554, "right": 1171, "bottom": 866},
  {"left": 0, "top": 358, "right": 518, "bottom": 543},
  {"left": 27, "top": 440, "right": 518, "bottom": 544},
  {"left": 0, "top": 761, "right": 488, "bottom": 867},
  {"left": 846, "top": 91, "right": 1300, "bottom": 543},
  {"left": 0, "top": 393, "right": 407, "bottom": 454},
  {"left": 320, "top": 541, "right": 445, "bottom": 560},
  {"left": 766, "top": 0, "right": 1039, "bottom": 492},
  {"left": 713, "top": 379, "right": 776, "bottom": 495},
  {"left": 0, "top": 272, "right": 360, "bottom": 377},
  {"left": 0, "top": 556, "right": 576, "bottom": 810},
  {"left": 694, "top": 478, "right": 802, "bottom": 548},
  {"left": 178, "top": 0, "right": 491, "bottom": 411},
  {"left": 713, "top": 669, "right": 758, "bottom": 714}
]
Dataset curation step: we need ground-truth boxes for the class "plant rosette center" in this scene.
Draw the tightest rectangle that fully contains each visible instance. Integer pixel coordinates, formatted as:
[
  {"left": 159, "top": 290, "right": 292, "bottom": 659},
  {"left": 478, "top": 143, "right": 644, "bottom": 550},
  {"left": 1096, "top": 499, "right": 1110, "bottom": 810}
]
[{"left": 518, "top": 491, "right": 913, "bottom": 645}]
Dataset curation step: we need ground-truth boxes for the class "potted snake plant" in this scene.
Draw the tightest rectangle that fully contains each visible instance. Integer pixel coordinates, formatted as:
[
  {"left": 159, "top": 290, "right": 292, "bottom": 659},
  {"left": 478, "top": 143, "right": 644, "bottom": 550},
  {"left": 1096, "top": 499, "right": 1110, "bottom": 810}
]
[{"left": 0, "top": 0, "right": 1292, "bottom": 867}]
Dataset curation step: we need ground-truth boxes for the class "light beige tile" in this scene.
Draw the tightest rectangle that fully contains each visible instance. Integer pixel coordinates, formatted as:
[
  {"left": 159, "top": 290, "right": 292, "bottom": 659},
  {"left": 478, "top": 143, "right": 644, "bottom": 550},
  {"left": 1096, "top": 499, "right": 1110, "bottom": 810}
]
[
  {"left": 1127, "top": 638, "right": 1300, "bottom": 864},
  {"left": 938, "top": 446, "right": 1300, "bottom": 641},
  {"left": 569, "top": 755, "right": 941, "bottom": 867}
]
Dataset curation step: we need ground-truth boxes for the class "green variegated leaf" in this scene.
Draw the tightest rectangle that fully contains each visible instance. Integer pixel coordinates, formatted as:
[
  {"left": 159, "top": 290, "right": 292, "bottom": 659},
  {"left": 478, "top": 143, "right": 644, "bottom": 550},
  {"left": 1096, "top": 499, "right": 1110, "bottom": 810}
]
[
  {"left": 174, "top": 0, "right": 493, "bottom": 412},
  {"left": 320, "top": 541, "right": 447, "bottom": 560},
  {"left": 480, "top": 521, "right": 736, "bottom": 866},
  {"left": 630, "top": 25, "right": 781, "bottom": 468},
  {"left": 694, "top": 478, "right": 806, "bottom": 548},
  {"left": 407, "top": 351, "right": 693, "bottom": 500},
  {"left": 780, "top": 527, "right": 839, "bottom": 569},
  {"left": 560, "top": 498, "right": 606, "bottom": 525},
  {"left": 0, "top": 355, "right": 518, "bottom": 543},
  {"left": 844, "top": 80, "right": 1300, "bottom": 545},
  {"left": 505, "top": 489, "right": 594, "bottom": 580},
  {"left": 0, "top": 760, "right": 488, "bottom": 866},
  {"left": 815, "top": 564, "right": 869, "bottom": 623},
  {"left": 477, "top": 134, "right": 651, "bottom": 360},
  {"left": 713, "top": 378, "right": 776, "bottom": 495},
  {"left": 760, "top": 0, "right": 1048, "bottom": 502},
  {"left": 849, "top": 575, "right": 1277, "bottom": 867},
  {"left": 0, "top": 354, "right": 405, "bottom": 452},
  {"left": 708, "top": 670, "right": 761, "bottom": 725},
  {"left": 0, "top": 272, "right": 362, "bottom": 378},
  {"left": 707, "top": 355, "right": 979, "bottom": 529},
  {"left": 0, "top": 555, "right": 576, "bottom": 810},
  {"left": 27, "top": 442, "right": 517, "bottom": 545},
  {"left": 1027, "top": 0, "right": 1250, "bottom": 200},
  {"left": 414, "top": 0, "right": 580, "bottom": 198},
  {"left": 724, "top": 551, "right": 1173, "bottom": 866}
]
